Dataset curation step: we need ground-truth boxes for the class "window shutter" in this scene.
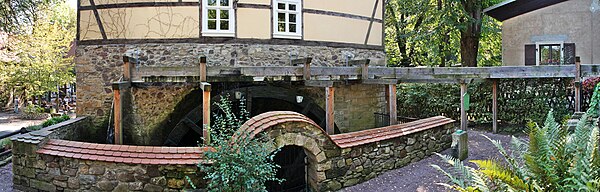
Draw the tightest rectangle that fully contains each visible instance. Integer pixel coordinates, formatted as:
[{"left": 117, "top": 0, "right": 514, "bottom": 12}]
[
  {"left": 564, "top": 43, "right": 576, "bottom": 64},
  {"left": 525, "top": 44, "right": 536, "bottom": 66}
]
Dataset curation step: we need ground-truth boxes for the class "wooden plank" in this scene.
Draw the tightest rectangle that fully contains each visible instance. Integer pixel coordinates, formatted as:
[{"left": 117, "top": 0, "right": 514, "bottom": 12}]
[
  {"left": 460, "top": 83, "right": 467, "bottom": 130},
  {"left": 199, "top": 57, "right": 207, "bottom": 82},
  {"left": 575, "top": 59, "right": 581, "bottom": 112},
  {"left": 112, "top": 83, "right": 122, "bottom": 144},
  {"left": 202, "top": 83, "right": 211, "bottom": 145},
  {"left": 361, "top": 60, "right": 370, "bottom": 80},
  {"left": 302, "top": 58, "right": 312, "bottom": 80},
  {"left": 310, "top": 67, "right": 361, "bottom": 76},
  {"left": 325, "top": 86, "right": 335, "bottom": 135},
  {"left": 362, "top": 79, "right": 398, "bottom": 85},
  {"left": 123, "top": 56, "right": 133, "bottom": 82},
  {"left": 388, "top": 84, "right": 398, "bottom": 125},
  {"left": 240, "top": 66, "right": 302, "bottom": 76},
  {"left": 492, "top": 80, "right": 498, "bottom": 133}
]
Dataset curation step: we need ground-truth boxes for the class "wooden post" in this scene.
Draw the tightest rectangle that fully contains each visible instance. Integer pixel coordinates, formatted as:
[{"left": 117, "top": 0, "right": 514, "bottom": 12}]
[
  {"left": 325, "top": 86, "right": 335, "bottom": 135},
  {"left": 387, "top": 84, "right": 398, "bottom": 125},
  {"left": 303, "top": 58, "right": 312, "bottom": 80},
  {"left": 200, "top": 56, "right": 207, "bottom": 82},
  {"left": 201, "top": 82, "right": 211, "bottom": 145},
  {"left": 112, "top": 83, "right": 123, "bottom": 145},
  {"left": 492, "top": 80, "right": 498, "bottom": 133},
  {"left": 460, "top": 82, "right": 468, "bottom": 130},
  {"left": 361, "top": 60, "right": 370, "bottom": 80},
  {"left": 123, "top": 56, "right": 133, "bottom": 82},
  {"left": 575, "top": 57, "right": 581, "bottom": 112}
]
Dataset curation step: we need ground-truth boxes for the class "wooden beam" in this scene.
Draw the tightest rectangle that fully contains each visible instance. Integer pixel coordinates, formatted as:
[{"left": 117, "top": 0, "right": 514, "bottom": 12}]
[
  {"left": 111, "top": 83, "right": 123, "bottom": 144},
  {"left": 325, "top": 86, "right": 335, "bottom": 135},
  {"left": 492, "top": 80, "right": 498, "bottom": 133},
  {"left": 123, "top": 56, "right": 133, "bottom": 82},
  {"left": 201, "top": 82, "right": 211, "bottom": 145},
  {"left": 361, "top": 59, "right": 370, "bottom": 80},
  {"left": 305, "top": 80, "right": 334, "bottom": 87},
  {"left": 362, "top": 79, "right": 398, "bottom": 85},
  {"left": 200, "top": 56, "right": 207, "bottom": 82},
  {"left": 387, "top": 84, "right": 398, "bottom": 125},
  {"left": 302, "top": 58, "right": 312, "bottom": 80},
  {"left": 460, "top": 82, "right": 467, "bottom": 130},
  {"left": 575, "top": 57, "right": 581, "bottom": 112},
  {"left": 88, "top": 0, "right": 107, "bottom": 40}
]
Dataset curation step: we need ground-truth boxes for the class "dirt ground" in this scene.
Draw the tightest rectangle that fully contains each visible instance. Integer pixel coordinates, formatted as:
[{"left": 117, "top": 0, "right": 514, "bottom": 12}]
[
  {"left": 0, "top": 111, "right": 46, "bottom": 136},
  {"left": 0, "top": 163, "right": 12, "bottom": 191},
  {"left": 340, "top": 128, "right": 516, "bottom": 192}
]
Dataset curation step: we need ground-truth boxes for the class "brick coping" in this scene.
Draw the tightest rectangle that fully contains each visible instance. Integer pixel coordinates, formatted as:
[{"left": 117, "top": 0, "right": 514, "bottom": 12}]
[
  {"left": 37, "top": 139, "right": 212, "bottom": 165},
  {"left": 237, "top": 111, "right": 455, "bottom": 149},
  {"left": 35, "top": 112, "right": 454, "bottom": 165}
]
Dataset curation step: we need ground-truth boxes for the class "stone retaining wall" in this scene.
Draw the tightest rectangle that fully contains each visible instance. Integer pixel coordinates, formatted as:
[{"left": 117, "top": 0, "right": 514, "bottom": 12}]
[{"left": 11, "top": 117, "right": 205, "bottom": 192}]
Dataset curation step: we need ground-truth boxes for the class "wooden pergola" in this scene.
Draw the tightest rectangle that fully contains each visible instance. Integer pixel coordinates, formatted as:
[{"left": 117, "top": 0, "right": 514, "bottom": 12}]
[{"left": 112, "top": 55, "right": 600, "bottom": 144}]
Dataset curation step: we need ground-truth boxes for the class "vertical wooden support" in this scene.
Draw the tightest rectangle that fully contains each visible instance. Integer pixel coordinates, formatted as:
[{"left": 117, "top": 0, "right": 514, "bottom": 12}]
[
  {"left": 492, "top": 80, "right": 498, "bottom": 133},
  {"left": 199, "top": 56, "right": 207, "bottom": 82},
  {"left": 575, "top": 57, "right": 581, "bottom": 112},
  {"left": 123, "top": 56, "right": 132, "bottom": 82},
  {"left": 112, "top": 83, "right": 123, "bottom": 145},
  {"left": 460, "top": 82, "right": 468, "bottom": 130},
  {"left": 325, "top": 86, "right": 335, "bottom": 135},
  {"left": 201, "top": 82, "right": 211, "bottom": 145},
  {"left": 303, "top": 58, "right": 312, "bottom": 80},
  {"left": 387, "top": 84, "right": 398, "bottom": 125},
  {"left": 361, "top": 60, "right": 370, "bottom": 80}
]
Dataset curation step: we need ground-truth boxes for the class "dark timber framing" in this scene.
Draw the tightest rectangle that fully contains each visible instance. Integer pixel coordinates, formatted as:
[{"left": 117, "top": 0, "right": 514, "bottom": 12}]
[
  {"left": 78, "top": 38, "right": 384, "bottom": 50},
  {"left": 364, "top": 0, "right": 380, "bottom": 45},
  {"left": 88, "top": 0, "right": 107, "bottom": 40}
]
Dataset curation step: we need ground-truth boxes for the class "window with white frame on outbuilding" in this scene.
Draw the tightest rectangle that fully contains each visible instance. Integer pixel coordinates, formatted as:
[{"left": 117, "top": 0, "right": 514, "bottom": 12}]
[
  {"left": 273, "top": 0, "right": 302, "bottom": 39},
  {"left": 202, "top": 0, "right": 235, "bottom": 37}
]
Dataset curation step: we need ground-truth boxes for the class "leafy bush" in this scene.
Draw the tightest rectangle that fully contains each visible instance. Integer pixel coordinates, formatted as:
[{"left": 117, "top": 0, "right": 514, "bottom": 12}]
[
  {"left": 23, "top": 104, "right": 44, "bottom": 114},
  {"left": 0, "top": 138, "right": 11, "bottom": 150},
  {"left": 397, "top": 78, "right": 573, "bottom": 126},
  {"left": 41, "top": 115, "right": 70, "bottom": 127},
  {"left": 190, "top": 96, "right": 281, "bottom": 192},
  {"left": 433, "top": 83, "right": 600, "bottom": 191}
]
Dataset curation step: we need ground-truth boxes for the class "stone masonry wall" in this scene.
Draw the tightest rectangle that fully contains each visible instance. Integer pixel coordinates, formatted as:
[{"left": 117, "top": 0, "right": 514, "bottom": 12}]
[
  {"left": 128, "top": 84, "right": 196, "bottom": 145},
  {"left": 11, "top": 117, "right": 205, "bottom": 192},
  {"left": 76, "top": 43, "right": 385, "bottom": 140},
  {"left": 318, "top": 123, "right": 454, "bottom": 190}
]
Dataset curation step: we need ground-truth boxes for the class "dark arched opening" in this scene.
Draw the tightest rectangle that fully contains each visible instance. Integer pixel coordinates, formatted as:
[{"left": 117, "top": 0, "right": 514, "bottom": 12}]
[
  {"left": 267, "top": 145, "right": 308, "bottom": 192},
  {"left": 164, "top": 85, "right": 339, "bottom": 146}
]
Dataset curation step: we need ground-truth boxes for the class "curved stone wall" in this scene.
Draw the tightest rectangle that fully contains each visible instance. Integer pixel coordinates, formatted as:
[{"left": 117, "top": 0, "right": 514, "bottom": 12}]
[{"left": 11, "top": 112, "right": 455, "bottom": 191}]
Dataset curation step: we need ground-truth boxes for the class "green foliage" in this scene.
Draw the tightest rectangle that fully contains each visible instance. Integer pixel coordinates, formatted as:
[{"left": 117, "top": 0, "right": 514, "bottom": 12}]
[
  {"left": 195, "top": 96, "right": 281, "bottom": 192},
  {"left": 385, "top": 0, "right": 502, "bottom": 67},
  {"left": 0, "top": 138, "right": 11, "bottom": 150},
  {"left": 397, "top": 79, "right": 572, "bottom": 126},
  {"left": 0, "top": 0, "right": 59, "bottom": 33},
  {"left": 435, "top": 95, "right": 600, "bottom": 191},
  {"left": 23, "top": 104, "right": 44, "bottom": 115},
  {"left": 0, "top": 0, "right": 75, "bottom": 103},
  {"left": 41, "top": 114, "right": 70, "bottom": 127}
]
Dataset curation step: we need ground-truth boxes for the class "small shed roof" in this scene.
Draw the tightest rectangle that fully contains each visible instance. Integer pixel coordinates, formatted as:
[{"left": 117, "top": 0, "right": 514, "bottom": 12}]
[{"left": 484, "top": 0, "right": 568, "bottom": 21}]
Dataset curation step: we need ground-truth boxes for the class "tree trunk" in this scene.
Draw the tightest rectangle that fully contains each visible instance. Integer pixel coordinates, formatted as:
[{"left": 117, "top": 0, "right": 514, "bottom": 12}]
[
  {"left": 460, "top": 0, "right": 483, "bottom": 67},
  {"left": 438, "top": 0, "right": 447, "bottom": 67}
]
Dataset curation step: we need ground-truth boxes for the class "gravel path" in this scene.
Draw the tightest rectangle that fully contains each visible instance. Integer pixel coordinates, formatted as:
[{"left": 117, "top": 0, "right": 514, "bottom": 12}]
[
  {"left": 0, "top": 163, "right": 13, "bottom": 191},
  {"left": 340, "top": 129, "right": 516, "bottom": 192}
]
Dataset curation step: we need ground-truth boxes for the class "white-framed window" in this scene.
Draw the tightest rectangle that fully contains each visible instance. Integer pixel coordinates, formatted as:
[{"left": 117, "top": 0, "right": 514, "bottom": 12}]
[
  {"left": 535, "top": 41, "right": 563, "bottom": 65},
  {"left": 202, "top": 0, "right": 235, "bottom": 37},
  {"left": 273, "top": 0, "right": 302, "bottom": 39}
]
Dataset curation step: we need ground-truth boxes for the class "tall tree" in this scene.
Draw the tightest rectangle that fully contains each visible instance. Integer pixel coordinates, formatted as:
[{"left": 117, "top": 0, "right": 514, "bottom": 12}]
[
  {"left": 385, "top": 0, "right": 502, "bottom": 67},
  {"left": 0, "top": 0, "right": 56, "bottom": 34},
  {"left": 2, "top": 1, "right": 75, "bottom": 103},
  {"left": 459, "top": 0, "right": 500, "bottom": 67}
]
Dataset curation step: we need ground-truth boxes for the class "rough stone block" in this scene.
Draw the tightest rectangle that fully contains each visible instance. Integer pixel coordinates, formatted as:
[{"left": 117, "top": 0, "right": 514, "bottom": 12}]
[
  {"left": 143, "top": 184, "right": 163, "bottom": 192},
  {"left": 30, "top": 179, "right": 56, "bottom": 192}
]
